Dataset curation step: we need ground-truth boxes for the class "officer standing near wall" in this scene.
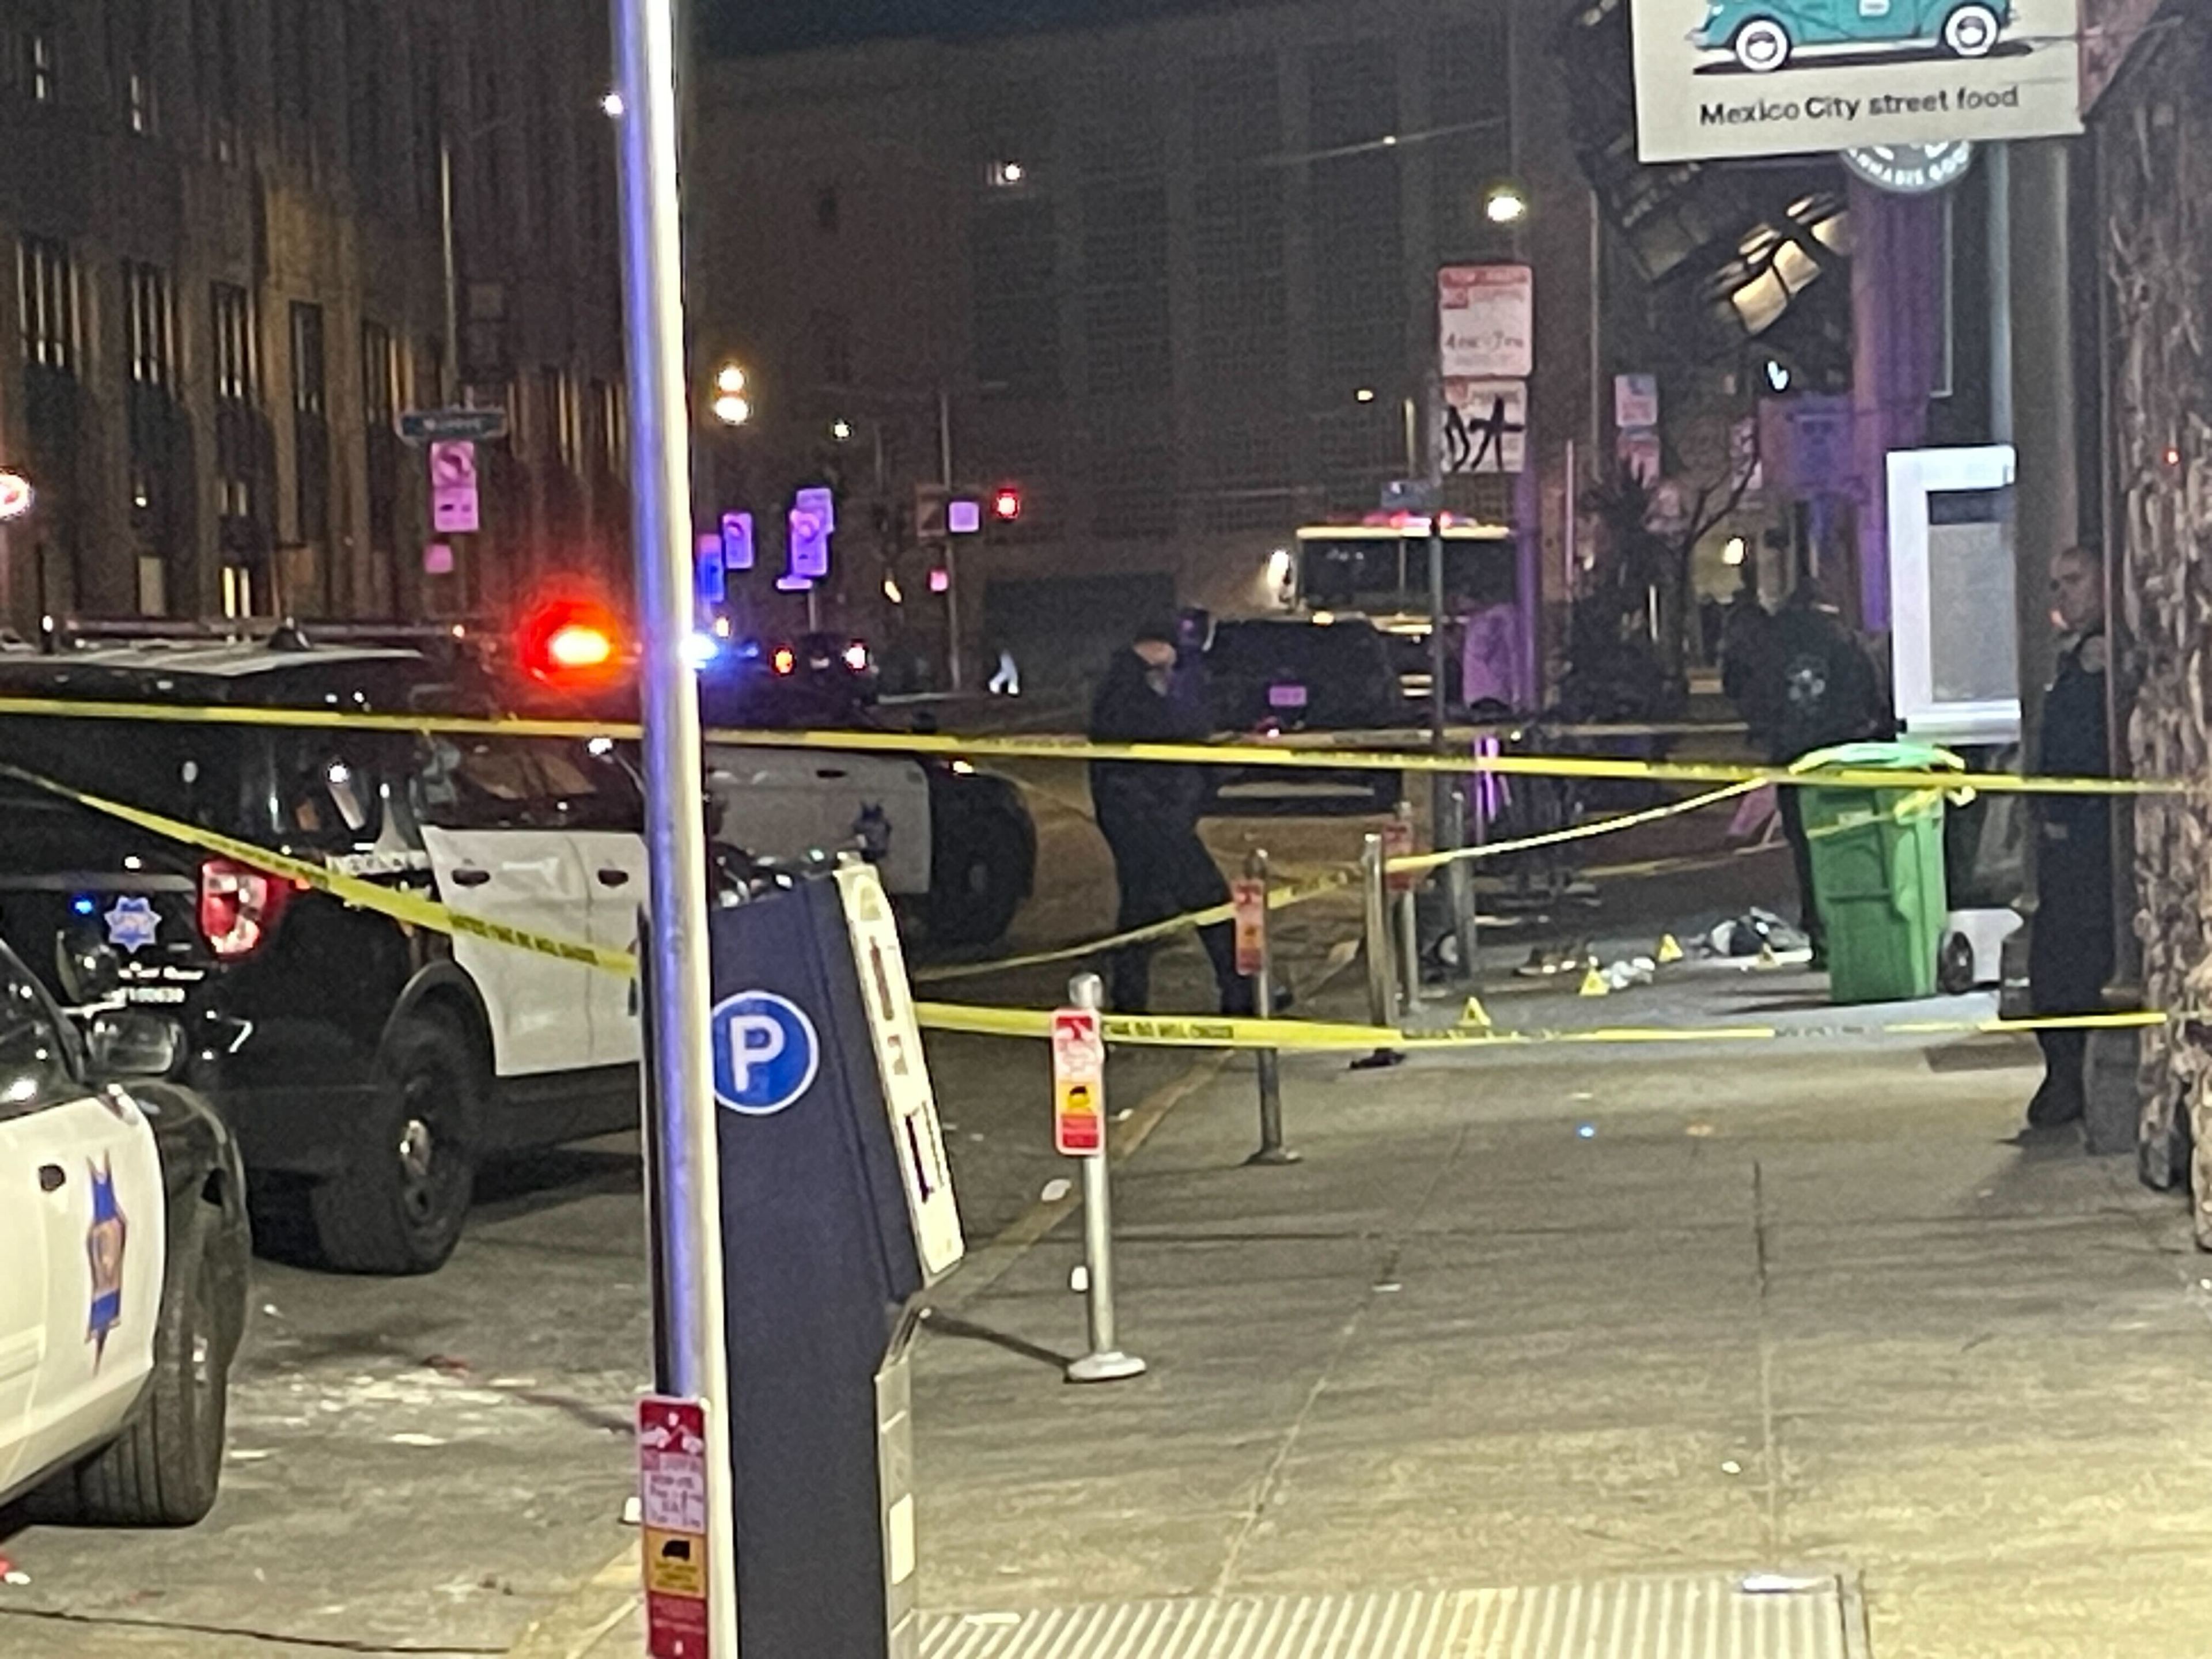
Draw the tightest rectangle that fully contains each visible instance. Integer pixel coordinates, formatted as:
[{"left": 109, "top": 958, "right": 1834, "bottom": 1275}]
[{"left": 2026, "top": 544, "right": 2114, "bottom": 1129}]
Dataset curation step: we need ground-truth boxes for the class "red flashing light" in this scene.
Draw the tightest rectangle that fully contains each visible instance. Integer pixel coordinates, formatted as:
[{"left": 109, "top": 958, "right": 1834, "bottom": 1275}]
[
  {"left": 991, "top": 484, "right": 1023, "bottom": 522},
  {"left": 771, "top": 646, "right": 797, "bottom": 676},
  {"left": 200, "top": 858, "right": 291, "bottom": 960},
  {"left": 518, "top": 596, "right": 624, "bottom": 686}
]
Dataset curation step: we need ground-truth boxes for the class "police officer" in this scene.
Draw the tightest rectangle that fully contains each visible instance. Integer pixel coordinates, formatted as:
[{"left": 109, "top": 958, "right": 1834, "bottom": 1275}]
[
  {"left": 2025, "top": 544, "right": 2113, "bottom": 1129},
  {"left": 1088, "top": 620, "right": 1247, "bottom": 1015},
  {"left": 1739, "top": 575, "right": 1884, "bottom": 965}
]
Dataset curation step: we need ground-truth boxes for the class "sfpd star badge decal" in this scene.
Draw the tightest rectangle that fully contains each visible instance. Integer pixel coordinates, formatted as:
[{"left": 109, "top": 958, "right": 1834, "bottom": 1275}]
[{"left": 103, "top": 895, "right": 160, "bottom": 954}]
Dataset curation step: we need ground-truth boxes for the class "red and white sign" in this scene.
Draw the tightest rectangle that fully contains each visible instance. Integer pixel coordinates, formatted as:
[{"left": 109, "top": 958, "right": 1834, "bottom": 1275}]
[
  {"left": 429, "top": 440, "right": 480, "bottom": 535},
  {"left": 638, "top": 1396, "right": 712, "bottom": 1659},
  {"left": 1231, "top": 878, "right": 1267, "bottom": 978},
  {"left": 1382, "top": 817, "right": 1419, "bottom": 895},
  {"left": 1051, "top": 1007, "right": 1105, "bottom": 1157},
  {"left": 1437, "top": 265, "right": 1532, "bottom": 381}
]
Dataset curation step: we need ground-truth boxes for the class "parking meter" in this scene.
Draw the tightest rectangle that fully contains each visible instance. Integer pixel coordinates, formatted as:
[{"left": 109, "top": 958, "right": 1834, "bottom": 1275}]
[{"left": 706, "top": 861, "right": 963, "bottom": 1659}]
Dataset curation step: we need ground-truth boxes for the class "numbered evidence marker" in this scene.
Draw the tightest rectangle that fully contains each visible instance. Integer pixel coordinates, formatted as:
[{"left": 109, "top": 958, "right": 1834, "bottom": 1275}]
[
  {"left": 638, "top": 1396, "right": 712, "bottom": 1659},
  {"left": 1051, "top": 1006, "right": 1106, "bottom": 1157},
  {"left": 834, "top": 861, "right": 965, "bottom": 1281}
]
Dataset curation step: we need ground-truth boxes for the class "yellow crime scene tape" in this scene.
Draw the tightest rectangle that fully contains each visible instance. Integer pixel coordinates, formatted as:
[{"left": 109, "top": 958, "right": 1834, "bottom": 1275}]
[
  {"left": 0, "top": 760, "right": 2181, "bottom": 1057},
  {"left": 0, "top": 694, "right": 2177, "bottom": 797},
  {"left": 0, "top": 765, "right": 643, "bottom": 979},
  {"left": 913, "top": 778, "right": 1759, "bottom": 983}
]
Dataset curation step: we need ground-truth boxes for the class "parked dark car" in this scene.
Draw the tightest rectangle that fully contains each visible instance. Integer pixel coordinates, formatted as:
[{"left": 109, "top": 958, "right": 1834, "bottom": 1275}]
[{"left": 1199, "top": 617, "right": 1406, "bottom": 815}]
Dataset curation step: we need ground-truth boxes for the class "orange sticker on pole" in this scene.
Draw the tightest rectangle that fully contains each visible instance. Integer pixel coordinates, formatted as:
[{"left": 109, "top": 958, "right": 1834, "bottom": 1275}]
[
  {"left": 1231, "top": 878, "right": 1267, "bottom": 977},
  {"left": 1051, "top": 1006, "right": 1105, "bottom": 1156}
]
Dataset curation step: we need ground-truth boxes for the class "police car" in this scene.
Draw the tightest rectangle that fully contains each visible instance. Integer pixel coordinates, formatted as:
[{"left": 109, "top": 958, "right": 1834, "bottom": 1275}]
[
  {"left": 0, "top": 631, "right": 1029, "bottom": 1276},
  {"left": 0, "top": 940, "right": 250, "bottom": 1525}
]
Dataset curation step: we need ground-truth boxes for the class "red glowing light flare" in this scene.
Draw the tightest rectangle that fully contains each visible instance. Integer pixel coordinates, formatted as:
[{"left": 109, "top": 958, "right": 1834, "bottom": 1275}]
[
  {"left": 771, "top": 646, "right": 797, "bottom": 676},
  {"left": 517, "top": 596, "right": 625, "bottom": 685},
  {"left": 991, "top": 484, "right": 1023, "bottom": 522},
  {"left": 927, "top": 567, "right": 951, "bottom": 594}
]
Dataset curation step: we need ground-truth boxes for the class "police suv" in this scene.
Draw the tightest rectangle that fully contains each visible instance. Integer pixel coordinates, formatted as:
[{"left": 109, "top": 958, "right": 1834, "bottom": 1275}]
[
  {"left": 0, "top": 940, "right": 250, "bottom": 1525},
  {"left": 0, "top": 635, "right": 1031, "bottom": 1275}
]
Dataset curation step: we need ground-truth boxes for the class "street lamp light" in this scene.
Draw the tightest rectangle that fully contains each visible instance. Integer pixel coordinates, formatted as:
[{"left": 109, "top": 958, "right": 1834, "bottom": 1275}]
[
  {"left": 710, "top": 362, "right": 751, "bottom": 426},
  {"left": 1484, "top": 183, "right": 1530, "bottom": 226}
]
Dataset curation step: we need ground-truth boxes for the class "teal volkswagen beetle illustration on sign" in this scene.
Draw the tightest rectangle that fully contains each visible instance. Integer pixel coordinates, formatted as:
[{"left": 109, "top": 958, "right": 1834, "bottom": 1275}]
[{"left": 1695, "top": 0, "right": 2010, "bottom": 72}]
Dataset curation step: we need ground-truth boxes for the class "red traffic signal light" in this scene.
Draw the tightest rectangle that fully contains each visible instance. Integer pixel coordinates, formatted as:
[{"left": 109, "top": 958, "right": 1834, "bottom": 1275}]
[
  {"left": 517, "top": 596, "right": 623, "bottom": 686},
  {"left": 991, "top": 484, "right": 1023, "bottom": 522}
]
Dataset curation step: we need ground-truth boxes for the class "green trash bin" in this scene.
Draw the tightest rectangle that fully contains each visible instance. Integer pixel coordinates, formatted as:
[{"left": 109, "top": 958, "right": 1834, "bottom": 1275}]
[{"left": 1790, "top": 741, "right": 1961, "bottom": 1005}]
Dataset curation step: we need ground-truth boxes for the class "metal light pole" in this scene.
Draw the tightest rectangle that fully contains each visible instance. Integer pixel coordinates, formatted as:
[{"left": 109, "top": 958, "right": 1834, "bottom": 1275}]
[
  {"left": 937, "top": 384, "right": 964, "bottom": 692},
  {"left": 438, "top": 138, "right": 461, "bottom": 405},
  {"left": 612, "top": 0, "right": 741, "bottom": 1653}
]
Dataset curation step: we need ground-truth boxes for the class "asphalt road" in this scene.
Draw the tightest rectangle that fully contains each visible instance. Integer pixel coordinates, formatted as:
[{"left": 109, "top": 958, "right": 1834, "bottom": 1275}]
[{"left": 0, "top": 768, "right": 1779, "bottom": 1657}]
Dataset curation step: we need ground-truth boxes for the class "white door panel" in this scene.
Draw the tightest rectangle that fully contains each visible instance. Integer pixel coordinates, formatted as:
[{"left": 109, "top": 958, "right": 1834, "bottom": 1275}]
[
  {"left": 13, "top": 1094, "right": 165, "bottom": 1494},
  {"left": 0, "top": 1116, "right": 51, "bottom": 1497},
  {"left": 570, "top": 831, "right": 652, "bottom": 1068},
  {"left": 421, "top": 827, "right": 596, "bottom": 1075},
  {"left": 704, "top": 746, "right": 931, "bottom": 896}
]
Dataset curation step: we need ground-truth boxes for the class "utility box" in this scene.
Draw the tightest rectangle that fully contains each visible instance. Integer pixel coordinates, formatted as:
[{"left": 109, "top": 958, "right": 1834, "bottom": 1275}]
[{"left": 706, "top": 861, "right": 963, "bottom": 1659}]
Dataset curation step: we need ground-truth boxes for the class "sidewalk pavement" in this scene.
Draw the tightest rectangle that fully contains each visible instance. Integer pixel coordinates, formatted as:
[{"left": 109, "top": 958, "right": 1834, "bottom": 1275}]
[{"left": 527, "top": 965, "right": 2212, "bottom": 1659}]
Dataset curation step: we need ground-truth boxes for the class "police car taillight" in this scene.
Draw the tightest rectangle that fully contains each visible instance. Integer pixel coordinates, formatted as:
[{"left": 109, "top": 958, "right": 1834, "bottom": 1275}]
[{"left": 199, "top": 858, "right": 291, "bottom": 960}]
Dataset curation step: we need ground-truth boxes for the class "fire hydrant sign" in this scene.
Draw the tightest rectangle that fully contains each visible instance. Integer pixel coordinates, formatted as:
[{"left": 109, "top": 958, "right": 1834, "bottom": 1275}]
[
  {"left": 1627, "top": 0, "right": 2082, "bottom": 161},
  {"left": 638, "top": 1396, "right": 711, "bottom": 1659},
  {"left": 1232, "top": 879, "right": 1267, "bottom": 978},
  {"left": 1051, "top": 1007, "right": 1105, "bottom": 1157},
  {"left": 1383, "top": 817, "right": 1419, "bottom": 894}
]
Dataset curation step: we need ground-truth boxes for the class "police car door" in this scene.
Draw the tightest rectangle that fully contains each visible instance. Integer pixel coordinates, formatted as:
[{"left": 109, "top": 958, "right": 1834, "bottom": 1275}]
[
  {"left": 531, "top": 740, "right": 650, "bottom": 1070},
  {"left": 0, "top": 962, "right": 164, "bottom": 1493},
  {"left": 414, "top": 736, "right": 597, "bottom": 1076},
  {"left": 702, "top": 745, "right": 932, "bottom": 897}
]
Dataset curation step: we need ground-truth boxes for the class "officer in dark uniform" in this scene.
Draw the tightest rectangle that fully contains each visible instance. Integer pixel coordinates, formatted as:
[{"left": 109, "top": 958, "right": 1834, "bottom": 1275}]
[
  {"left": 2026, "top": 544, "right": 2114, "bottom": 1128},
  {"left": 1088, "top": 619, "right": 1247, "bottom": 1015}
]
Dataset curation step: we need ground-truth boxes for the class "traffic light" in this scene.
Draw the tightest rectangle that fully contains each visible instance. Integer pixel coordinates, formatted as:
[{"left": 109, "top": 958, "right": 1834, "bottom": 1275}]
[
  {"left": 991, "top": 483, "right": 1023, "bottom": 523},
  {"left": 517, "top": 596, "right": 623, "bottom": 687}
]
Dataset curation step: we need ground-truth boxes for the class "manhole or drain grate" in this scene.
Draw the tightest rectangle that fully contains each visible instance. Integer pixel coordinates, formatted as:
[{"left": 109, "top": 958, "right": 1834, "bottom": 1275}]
[{"left": 922, "top": 1574, "right": 1862, "bottom": 1659}]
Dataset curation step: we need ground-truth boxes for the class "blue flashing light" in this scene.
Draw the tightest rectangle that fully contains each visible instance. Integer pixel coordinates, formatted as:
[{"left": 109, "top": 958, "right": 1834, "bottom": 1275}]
[{"left": 71, "top": 895, "right": 97, "bottom": 916}]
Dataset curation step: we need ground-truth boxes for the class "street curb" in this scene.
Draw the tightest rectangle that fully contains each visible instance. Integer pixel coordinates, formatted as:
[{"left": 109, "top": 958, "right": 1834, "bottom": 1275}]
[{"left": 505, "top": 1543, "right": 641, "bottom": 1659}]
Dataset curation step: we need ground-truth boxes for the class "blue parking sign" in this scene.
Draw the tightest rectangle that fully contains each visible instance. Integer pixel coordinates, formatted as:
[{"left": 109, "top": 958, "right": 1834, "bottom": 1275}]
[{"left": 711, "top": 991, "right": 821, "bottom": 1116}]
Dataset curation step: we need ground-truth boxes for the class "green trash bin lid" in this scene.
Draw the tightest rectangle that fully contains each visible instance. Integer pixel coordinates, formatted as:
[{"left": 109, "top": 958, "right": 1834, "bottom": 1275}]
[{"left": 1787, "top": 741, "right": 1964, "bottom": 777}]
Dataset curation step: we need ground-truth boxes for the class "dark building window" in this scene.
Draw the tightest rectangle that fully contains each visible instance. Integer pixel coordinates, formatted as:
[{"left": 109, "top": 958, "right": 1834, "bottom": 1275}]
[
  {"left": 18, "top": 237, "right": 77, "bottom": 374},
  {"left": 362, "top": 321, "right": 400, "bottom": 565},
  {"left": 810, "top": 310, "right": 854, "bottom": 388},
  {"left": 814, "top": 185, "right": 840, "bottom": 234},
  {"left": 211, "top": 281, "right": 260, "bottom": 524},
  {"left": 196, "top": 0, "right": 241, "bottom": 164},
  {"left": 541, "top": 366, "right": 579, "bottom": 471},
  {"left": 21, "top": 28, "right": 55, "bottom": 104},
  {"left": 113, "top": 2, "right": 155, "bottom": 134},
  {"left": 972, "top": 200, "right": 1059, "bottom": 397},
  {"left": 1430, "top": 16, "right": 1516, "bottom": 261},
  {"left": 291, "top": 303, "right": 330, "bottom": 544},
  {"left": 125, "top": 262, "right": 175, "bottom": 392}
]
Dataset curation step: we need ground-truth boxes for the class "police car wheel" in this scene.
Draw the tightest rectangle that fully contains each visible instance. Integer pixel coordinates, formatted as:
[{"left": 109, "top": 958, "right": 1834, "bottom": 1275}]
[
  {"left": 1731, "top": 17, "right": 1791, "bottom": 71},
  {"left": 33, "top": 1206, "right": 228, "bottom": 1527},
  {"left": 311, "top": 1014, "right": 480, "bottom": 1276},
  {"left": 926, "top": 812, "right": 1027, "bottom": 947}
]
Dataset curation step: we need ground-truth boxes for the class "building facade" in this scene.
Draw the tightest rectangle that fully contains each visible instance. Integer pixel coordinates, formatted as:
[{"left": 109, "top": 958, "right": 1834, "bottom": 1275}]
[
  {"left": 690, "top": 0, "right": 1599, "bottom": 695},
  {"left": 0, "top": 0, "right": 629, "bottom": 635}
]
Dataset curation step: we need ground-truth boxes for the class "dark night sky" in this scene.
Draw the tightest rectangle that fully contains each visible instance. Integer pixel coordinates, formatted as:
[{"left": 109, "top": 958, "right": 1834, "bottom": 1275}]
[{"left": 699, "top": 0, "right": 1264, "bottom": 57}]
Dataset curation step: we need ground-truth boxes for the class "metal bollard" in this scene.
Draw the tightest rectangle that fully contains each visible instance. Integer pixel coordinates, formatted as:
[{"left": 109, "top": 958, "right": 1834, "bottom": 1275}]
[
  {"left": 1445, "top": 779, "right": 1482, "bottom": 987},
  {"left": 1392, "top": 805, "right": 1422, "bottom": 1018},
  {"left": 1351, "top": 834, "right": 1405, "bottom": 1070},
  {"left": 1243, "top": 849, "right": 1300, "bottom": 1166},
  {"left": 1062, "top": 972, "right": 1147, "bottom": 1384}
]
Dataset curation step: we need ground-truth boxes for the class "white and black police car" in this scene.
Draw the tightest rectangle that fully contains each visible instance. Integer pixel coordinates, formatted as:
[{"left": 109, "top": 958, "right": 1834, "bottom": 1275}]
[
  {"left": 0, "top": 626, "right": 1032, "bottom": 1277},
  {"left": 0, "top": 938, "right": 250, "bottom": 1527}
]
